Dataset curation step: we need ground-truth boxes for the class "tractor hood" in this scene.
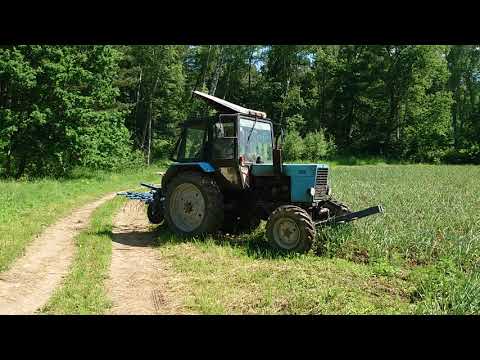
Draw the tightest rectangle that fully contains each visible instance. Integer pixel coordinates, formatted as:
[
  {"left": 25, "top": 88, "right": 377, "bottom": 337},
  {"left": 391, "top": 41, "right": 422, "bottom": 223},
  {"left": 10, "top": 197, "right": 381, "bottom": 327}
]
[
  {"left": 251, "top": 163, "right": 328, "bottom": 177},
  {"left": 251, "top": 163, "right": 329, "bottom": 203},
  {"left": 193, "top": 90, "right": 267, "bottom": 118}
]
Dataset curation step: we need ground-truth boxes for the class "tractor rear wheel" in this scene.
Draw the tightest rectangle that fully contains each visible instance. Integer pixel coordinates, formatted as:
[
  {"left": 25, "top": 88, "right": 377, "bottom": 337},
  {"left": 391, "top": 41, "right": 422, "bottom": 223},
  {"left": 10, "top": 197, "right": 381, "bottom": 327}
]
[
  {"left": 164, "top": 171, "right": 224, "bottom": 236},
  {"left": 266, "top": 205, "right": 316, "bottom": 253}
]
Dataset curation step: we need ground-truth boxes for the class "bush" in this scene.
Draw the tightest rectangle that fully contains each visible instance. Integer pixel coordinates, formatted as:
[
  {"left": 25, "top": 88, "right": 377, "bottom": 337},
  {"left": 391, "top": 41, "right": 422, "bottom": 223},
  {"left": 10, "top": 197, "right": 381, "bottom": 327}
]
[
  {"left": 151, "top": 136, "right": 176, "bottom": 161},
  {"left": 303, "top": 129, "right": 336, "bottom": 161},
  {"left": 282, "top": 130, "right": 305, "bottom": 161},
  {"left": 442, "top": 145, "right": 480, "bottom": 164},
  {"left": 76, "top": 111, "right": 142, "bottom": 172}
]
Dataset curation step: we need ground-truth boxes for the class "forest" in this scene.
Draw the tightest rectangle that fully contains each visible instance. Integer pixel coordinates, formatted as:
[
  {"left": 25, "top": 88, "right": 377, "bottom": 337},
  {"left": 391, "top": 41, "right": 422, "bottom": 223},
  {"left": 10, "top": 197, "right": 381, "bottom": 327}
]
[{"left": 1, "top": 45, "right": 479, "bottom": 178}]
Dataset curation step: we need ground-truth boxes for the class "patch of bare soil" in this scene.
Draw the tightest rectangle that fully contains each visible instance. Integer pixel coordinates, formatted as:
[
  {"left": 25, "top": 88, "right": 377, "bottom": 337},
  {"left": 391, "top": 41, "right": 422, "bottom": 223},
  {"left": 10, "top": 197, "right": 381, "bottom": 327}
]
[
  {"left": 106, "top": 201, "right": 186, "bottom": 314},
  {"left": 0, "top": 193, "right": 116, "bottom": 315}
]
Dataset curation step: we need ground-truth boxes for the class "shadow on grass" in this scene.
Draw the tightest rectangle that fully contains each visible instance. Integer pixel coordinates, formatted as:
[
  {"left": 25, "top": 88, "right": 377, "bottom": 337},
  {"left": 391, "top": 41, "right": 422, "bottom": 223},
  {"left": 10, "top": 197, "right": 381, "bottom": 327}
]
[
  {"left": 96, "top": 219, "right": 357, "bottom": 260},
  {"left": 147, "top": 223, "right": 358, "bottom": 260},
  {"left": 95, "top": 225, "right": 165, "bottom": 248},
  {"left": 139, "top": 224, "right": 298, "bottom": 259}
]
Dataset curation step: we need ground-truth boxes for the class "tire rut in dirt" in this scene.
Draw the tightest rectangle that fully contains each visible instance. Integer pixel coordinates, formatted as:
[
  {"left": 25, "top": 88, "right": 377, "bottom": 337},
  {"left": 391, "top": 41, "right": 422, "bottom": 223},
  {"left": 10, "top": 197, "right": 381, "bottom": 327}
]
[
  {"left": 0, "top": 193, "right": 116, "bottom": 315},
  {"left": 106, "top": 201, "right": 184, "bottom": 314}
]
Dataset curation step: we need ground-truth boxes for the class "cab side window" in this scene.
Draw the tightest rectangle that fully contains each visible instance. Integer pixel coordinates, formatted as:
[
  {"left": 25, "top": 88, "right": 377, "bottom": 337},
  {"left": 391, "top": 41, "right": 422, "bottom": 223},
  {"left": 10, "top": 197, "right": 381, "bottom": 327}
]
[
  {"left": 212, "top": 120, "right": 235, "bottom": 160},
  {"left": 176, "top": 127, "right": 206, "bottom": 161}
]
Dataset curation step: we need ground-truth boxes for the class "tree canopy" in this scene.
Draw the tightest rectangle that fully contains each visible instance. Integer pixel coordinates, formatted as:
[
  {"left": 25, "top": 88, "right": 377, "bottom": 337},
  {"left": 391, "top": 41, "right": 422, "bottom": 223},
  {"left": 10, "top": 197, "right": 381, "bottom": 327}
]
[{"left": 1, "top": 45, "right": 479, "bottom": 178}]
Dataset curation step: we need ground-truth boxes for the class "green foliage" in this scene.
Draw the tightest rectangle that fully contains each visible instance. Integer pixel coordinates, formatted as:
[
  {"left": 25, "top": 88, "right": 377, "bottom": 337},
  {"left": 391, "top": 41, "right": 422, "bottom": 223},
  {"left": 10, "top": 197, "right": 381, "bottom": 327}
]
[
  {"left": 283, "top": 128, "right": 336, "bottom": 162},
  {"left": 2, "top": 44, "right": 480, "bottom": 177},
  {"left": 303, "top": 129, "right": 336, "bottom": 161},
  {"left": 282, "top": 130, "right": 304, "bottom": 161},
  {"left": 0, "top": 45, "right": 137, "bottom": 177},
  {"left": 151, "top": 135, "right": 177, "bottom": 160}
]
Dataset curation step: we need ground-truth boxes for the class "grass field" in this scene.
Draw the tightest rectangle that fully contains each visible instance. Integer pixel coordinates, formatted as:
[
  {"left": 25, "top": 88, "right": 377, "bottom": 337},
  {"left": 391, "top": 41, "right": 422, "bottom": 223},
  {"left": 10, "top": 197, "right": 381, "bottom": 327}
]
[
  {"left": 0, "top": 165, "right": 163, "bottom": 272},
  {"left": 2, "top": 163, "right": 479, "bottom": 314},
  {"left": 153, "top": 164, "right": 480, "bottom": 314}
]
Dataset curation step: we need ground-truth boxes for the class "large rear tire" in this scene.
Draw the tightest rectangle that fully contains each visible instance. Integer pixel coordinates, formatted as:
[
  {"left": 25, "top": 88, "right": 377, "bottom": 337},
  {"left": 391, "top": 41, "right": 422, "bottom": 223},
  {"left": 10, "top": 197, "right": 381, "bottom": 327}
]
[
  {"left": 164, "top": 171, "right": 224, "bottom": 236},
  {"left": 266, "top": 205, "right": 316, "bottom": 253}
]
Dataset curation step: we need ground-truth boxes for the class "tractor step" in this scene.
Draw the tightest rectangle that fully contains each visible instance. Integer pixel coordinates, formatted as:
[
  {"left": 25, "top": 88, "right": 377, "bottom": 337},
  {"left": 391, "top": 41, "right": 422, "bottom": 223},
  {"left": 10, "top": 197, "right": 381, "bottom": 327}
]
[{"left": 317, "top": 205, "right": 384, "bottom": 226}]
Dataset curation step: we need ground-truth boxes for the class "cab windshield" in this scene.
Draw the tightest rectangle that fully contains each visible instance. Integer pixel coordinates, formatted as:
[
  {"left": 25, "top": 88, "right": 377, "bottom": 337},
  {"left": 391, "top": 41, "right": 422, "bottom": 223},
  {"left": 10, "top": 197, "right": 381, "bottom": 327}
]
[{"left": 238, "top": 118, "right": 273, "bottom": 163}]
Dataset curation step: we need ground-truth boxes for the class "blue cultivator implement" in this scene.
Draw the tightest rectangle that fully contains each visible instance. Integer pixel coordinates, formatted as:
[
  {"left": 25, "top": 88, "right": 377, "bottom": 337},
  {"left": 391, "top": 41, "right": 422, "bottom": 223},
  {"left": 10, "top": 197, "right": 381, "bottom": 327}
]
[
  {"left": 117, "top": 183, "right": 165, "bottom": 223},
  {"left": 118, "top": 183, "right": 158, "bottom": 204},
  {"left": 117, "top": 91, "right": 383, "bottom": 253}
]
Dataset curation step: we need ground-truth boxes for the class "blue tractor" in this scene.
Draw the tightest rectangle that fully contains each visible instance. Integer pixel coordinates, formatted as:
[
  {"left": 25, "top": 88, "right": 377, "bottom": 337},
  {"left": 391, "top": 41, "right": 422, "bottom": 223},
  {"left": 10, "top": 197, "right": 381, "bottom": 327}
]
[{"left": 130, "top": 91, "right": 383, "bottom": 253}]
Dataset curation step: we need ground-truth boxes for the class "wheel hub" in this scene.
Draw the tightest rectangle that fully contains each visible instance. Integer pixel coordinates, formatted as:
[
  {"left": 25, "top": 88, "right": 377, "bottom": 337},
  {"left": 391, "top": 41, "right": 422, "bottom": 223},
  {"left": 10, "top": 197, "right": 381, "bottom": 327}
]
[
  {"left": 272, "top": 218, "right": 300, "bottom": 249},
  {"left": 170, "top": 183, "right": 205, "bottom": 232}
]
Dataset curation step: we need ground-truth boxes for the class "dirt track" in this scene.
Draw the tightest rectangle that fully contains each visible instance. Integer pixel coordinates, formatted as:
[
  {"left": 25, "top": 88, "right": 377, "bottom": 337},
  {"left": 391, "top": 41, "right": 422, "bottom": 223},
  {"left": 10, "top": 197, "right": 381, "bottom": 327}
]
[
  {"left": 106, "top": 201, "right": 184, "bottom": 314},
  {"left": 0, "top": 193, "right": 116, "bottom": 315}
]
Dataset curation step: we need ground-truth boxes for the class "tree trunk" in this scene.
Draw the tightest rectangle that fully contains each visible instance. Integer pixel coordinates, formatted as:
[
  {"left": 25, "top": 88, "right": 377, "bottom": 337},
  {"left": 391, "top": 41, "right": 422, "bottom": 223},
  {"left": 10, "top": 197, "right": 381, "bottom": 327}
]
[
  {"left": 147, "top": 102, "right": 152, "bottom": 166},
  {"left": 280, "top": 77, "right": 291, "bottom": 128},
  {"left": 192, "top": 45, "right": 211, "bottom": 98},
  {"left": 134, "top": 68, "right": 143, "bottom": 146},
  {"left": 5, "top": 149, "right": 11, "bottom": 178},
  {"left": 141, "top": 99, "right": 149, "bottom": 151},
  {"left": 223, "top": 62, "right": 231, "bottom": 99},
  {"left": 209, "top": 46, "right": 225, "bottom": 96},
  {"left": 201, "top": 45, "right": 212, "bottom": 91},
  {"left": 452, "top": 90, "right": 459, "bottom": 148},
  {"left": 15, "top": 155, "right": 26, "bottom": 180},
  {"left": 248, "top": 47, "right": 253, "bottom": 102},
  {"left": 347, "top": 99, "right": 355, "bottom": 142},
  {"left": 141, "top": 69, "right": 161, "bottom": 153},
  {"left": 319, "top": 70, "right": 327, "bottom": 130}
]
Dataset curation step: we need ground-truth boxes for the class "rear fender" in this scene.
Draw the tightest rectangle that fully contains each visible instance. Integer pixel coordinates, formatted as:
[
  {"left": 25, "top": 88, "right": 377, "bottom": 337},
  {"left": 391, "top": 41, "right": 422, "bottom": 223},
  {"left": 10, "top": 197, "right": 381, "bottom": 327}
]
[{"left": 161, "top": 162, "right": 216, "bottom": 188}]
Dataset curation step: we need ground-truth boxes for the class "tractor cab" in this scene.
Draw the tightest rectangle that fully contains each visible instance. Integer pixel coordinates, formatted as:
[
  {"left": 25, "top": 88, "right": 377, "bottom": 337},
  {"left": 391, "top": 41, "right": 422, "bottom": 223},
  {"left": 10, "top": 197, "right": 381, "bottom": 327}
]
[{"left": 169, "top": 92, "right": 275, "bottom": 190}]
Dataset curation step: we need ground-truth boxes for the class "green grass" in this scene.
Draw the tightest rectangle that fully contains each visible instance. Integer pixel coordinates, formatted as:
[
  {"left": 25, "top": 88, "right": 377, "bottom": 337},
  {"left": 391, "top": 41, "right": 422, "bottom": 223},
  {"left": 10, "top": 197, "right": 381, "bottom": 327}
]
[
  {"left": 3, "top": 162, "right": 478, "bottom": 314},
  {"left": 156, "top": 230, "right": 413, "bottom": 314},
  {"left": 152, "top": 164, "right": 480, "bottom": 314},
  {"left": 41, "top": 197, "right": 126, "bottom": 314},
  {"left": 0, "top": 166, "right": 163, "bottom": 272}
]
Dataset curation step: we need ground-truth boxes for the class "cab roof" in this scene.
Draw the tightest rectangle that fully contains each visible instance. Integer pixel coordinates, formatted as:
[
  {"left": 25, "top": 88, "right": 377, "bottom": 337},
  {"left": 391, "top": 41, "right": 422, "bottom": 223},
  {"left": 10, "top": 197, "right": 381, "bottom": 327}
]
[{"left": 193, "top": 90, "right": 267, "bottom": 119}]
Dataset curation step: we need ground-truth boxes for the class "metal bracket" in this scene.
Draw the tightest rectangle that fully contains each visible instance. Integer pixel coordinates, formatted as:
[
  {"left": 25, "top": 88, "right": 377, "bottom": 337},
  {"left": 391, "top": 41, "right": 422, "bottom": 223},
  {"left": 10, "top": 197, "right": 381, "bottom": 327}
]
[{"left": 316, "top": 205, "right": 384, "bottom": 226}]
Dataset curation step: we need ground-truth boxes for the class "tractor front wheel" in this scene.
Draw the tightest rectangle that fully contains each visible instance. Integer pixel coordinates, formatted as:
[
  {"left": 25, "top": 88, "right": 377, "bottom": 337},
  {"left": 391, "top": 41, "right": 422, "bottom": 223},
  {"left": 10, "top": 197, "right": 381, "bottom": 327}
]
[{"left": 266, "top": 205, "right": 316, "bottom": 253}]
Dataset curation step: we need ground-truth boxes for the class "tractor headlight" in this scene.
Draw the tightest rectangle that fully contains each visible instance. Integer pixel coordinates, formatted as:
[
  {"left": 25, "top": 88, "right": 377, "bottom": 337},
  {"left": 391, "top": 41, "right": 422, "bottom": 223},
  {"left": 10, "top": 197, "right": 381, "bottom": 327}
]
[{"left": 309, "top": 187, "right": 316, "bottom": 197}]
